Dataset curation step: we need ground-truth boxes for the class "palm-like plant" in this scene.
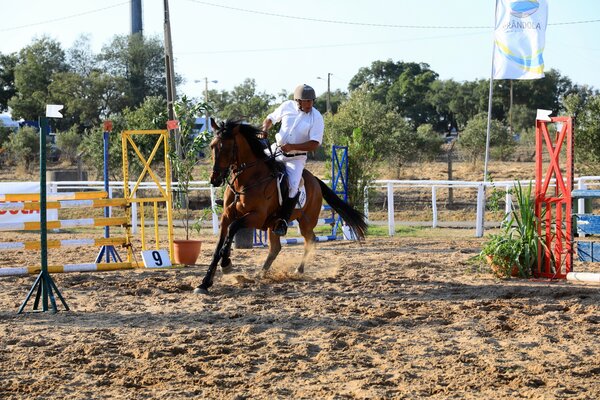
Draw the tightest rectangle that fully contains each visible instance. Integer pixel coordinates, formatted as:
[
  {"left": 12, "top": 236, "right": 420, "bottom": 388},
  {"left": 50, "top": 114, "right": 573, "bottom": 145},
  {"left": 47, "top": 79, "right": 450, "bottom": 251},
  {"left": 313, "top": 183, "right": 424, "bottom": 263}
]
[{"left": 481, "top": 181, "right": 548, "bottom": 278}]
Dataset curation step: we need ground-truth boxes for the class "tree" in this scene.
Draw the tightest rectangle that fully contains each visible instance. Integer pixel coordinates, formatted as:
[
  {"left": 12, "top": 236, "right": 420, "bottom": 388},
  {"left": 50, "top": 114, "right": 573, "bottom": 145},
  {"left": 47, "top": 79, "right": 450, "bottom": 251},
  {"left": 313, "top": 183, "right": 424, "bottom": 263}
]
[
  {"left": 415, "top": 124, "right": 445, "bottom": 162},
  {"left": 348, "top": 59, "right": 421, "bottom": 104},
  {"left": 565, "top": 92, "right": 600, "bottom": 174},
  {"left": 48, "top": 70, "right": 128, "bottom": 130},
  {"left": 3, "top": 126, "right": 42, "bottom": 170},
  {"left": 314, "top": 89, "right": 347, "bottom": 115},
  {"left": 0, "top": 52, "right": 18, "bottom": 112},
  {"left": 428, "top": 79, "right": 484, "bottom": 131},
  {"left": 99, "top": 34, "right": 176, "bottom": 109},
  {"left": 324, "top": 88, "right": 414, "bottom": 204},
  {"left": 55, "top": 126, "right": 82, "bottom": 164},
  {"left": 512, "top": 69, "right": 573, "bottom": 116},
  {"left": 218, "top": 78, "right": 274, "bottom": 125},
  {"left": 458, "top": 113, "right": 512, "bottom": 163},
  {"left": 386, "top": 67, "right": 439, "bottom": 129},
  {"left": 8, "top": 37, "right": 69, "bottom": 120}
]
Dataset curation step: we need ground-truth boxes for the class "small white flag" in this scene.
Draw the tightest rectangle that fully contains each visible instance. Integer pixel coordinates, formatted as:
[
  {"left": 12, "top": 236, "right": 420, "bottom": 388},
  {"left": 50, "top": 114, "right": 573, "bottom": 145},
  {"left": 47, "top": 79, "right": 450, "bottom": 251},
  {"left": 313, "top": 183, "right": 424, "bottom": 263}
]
[
  {"left": 46, "top": 104, "right": 64, "bottom": 118},
  {"left": 536, "top": 109, "right": 552, "bottom": 121},
  {"left": 493, "top": 0, "right": 548, "bottom": 80}
]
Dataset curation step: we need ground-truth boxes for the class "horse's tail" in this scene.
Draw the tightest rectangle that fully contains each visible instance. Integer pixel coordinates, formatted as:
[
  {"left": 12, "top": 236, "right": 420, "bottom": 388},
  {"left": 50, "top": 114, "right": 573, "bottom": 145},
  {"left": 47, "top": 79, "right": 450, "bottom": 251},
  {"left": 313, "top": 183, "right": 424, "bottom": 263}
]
[{"left": 316, "top": 178, "right": 367, "bottom": 240}]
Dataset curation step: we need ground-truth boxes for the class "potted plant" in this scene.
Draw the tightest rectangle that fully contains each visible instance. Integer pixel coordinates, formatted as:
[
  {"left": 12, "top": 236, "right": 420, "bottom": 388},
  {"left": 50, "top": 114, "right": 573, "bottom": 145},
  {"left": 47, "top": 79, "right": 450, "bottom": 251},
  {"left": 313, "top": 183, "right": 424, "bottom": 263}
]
[
  {"left": 169, "top": 96, "right": 213, "bottom": 265},
  {"left": 480, "top": 181, "right": 548, "bottom": 278}
]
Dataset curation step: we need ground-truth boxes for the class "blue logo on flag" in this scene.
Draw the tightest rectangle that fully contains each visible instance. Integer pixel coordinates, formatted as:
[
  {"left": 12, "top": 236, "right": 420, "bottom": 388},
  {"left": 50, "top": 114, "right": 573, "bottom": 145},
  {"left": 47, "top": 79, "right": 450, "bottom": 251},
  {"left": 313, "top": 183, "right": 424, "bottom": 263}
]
[{"left": 510, "top": 0, "right": 540, "bottom": 18}]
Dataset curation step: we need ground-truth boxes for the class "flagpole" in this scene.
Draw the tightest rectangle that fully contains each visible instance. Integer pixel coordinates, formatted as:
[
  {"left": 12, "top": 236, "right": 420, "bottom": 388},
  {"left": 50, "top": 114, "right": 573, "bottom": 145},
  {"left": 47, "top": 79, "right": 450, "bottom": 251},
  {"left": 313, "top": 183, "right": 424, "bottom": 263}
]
[
  {"left": 483, "top": 0, "right": 499, "bottom": 184},
  {"left": 477, "top": 0, "right": 499, "bottom": 238}
]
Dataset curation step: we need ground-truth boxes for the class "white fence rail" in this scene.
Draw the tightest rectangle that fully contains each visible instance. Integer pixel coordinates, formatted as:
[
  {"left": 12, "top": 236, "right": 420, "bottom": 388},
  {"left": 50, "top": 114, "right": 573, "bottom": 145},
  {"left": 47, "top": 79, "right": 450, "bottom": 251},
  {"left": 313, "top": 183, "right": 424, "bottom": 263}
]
[{"left": 4, "top": 177, "right": 600, "bottom": 237}]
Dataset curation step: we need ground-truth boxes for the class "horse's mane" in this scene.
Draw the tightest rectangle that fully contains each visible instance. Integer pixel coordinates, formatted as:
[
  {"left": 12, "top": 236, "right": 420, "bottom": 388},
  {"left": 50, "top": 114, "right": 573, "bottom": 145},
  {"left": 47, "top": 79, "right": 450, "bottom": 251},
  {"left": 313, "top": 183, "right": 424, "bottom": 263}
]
[{"left": 218, "top": 119, "right": 269, "bottom": 160}]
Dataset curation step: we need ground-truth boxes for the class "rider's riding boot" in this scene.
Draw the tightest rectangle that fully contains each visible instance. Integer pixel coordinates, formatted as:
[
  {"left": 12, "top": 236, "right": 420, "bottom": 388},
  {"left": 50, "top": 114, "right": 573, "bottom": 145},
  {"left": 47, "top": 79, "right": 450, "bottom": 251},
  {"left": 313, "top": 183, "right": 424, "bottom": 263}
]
[{"left": 274, "top": 193, "right": 300, "bottom": 236}]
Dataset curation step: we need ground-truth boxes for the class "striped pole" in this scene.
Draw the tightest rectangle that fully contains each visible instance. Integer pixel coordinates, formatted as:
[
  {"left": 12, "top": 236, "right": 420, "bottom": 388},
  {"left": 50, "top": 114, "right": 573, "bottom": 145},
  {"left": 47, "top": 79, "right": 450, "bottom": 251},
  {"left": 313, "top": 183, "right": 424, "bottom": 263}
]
[
  {"left": 0, "top": 216, "right": 128, "bottom": 232},
  {"left": 280, "top": 235, "right": 339, "bottom": 245},
  {"left": 0, "top": 237, "right": 127, "bottom": 251},
  {"left": 0, "top": 262, "right": 136, "bottom": 277},
  {"left": 0, "top": 191, "right": 108, "bottom": 202}
]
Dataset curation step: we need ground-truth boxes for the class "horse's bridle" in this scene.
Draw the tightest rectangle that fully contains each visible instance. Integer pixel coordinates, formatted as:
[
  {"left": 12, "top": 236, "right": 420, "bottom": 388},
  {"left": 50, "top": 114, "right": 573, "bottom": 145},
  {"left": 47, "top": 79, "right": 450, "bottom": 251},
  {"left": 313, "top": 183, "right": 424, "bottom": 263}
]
[{"left": 212, "top": 125, "right": 277, "bottom": 197}]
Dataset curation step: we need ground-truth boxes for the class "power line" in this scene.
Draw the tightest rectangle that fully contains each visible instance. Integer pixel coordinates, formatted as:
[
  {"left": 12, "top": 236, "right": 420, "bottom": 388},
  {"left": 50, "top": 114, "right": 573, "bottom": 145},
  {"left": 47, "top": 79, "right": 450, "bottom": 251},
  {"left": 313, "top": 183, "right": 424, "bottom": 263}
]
[
  {"left": 0, "top": 1, "right": 129, "bottom": 32},
  {"left": 187, "top": 0, "right": 600, "bottom": 29},
  {"left": 177, "top": 31, "right": 490, "bottom": 55}
]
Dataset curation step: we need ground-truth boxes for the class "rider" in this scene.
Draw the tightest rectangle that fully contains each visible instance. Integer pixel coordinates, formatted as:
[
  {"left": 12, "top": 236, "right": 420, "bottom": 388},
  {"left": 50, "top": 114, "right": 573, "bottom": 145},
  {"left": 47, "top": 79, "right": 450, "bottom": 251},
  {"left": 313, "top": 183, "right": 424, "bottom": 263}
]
[{"left": 261, "top": 84, "right": 324, "bottom": 236}]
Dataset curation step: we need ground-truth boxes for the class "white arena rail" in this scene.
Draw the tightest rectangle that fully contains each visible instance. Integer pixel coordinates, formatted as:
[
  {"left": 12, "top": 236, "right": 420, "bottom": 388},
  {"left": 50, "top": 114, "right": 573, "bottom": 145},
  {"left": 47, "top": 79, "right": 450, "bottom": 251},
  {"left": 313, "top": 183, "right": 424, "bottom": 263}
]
[{"left": 6, "top": 177, "right": 600, "bottom": 238}]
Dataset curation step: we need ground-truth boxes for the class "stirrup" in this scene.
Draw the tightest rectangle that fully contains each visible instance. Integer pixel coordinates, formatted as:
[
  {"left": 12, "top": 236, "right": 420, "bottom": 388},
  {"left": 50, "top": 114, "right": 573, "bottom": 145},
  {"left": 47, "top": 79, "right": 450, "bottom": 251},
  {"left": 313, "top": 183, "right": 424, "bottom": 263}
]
[{"left": 273, "top": 219, "right": 288, "bottom": 236}]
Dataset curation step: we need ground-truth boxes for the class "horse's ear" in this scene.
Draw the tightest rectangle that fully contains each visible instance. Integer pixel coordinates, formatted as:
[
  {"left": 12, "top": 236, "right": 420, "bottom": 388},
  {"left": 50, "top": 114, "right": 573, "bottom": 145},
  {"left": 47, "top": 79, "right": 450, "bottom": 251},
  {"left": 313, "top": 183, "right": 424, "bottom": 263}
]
[{"left": 210, "top": 117, "right": 218, "bottom": 132}]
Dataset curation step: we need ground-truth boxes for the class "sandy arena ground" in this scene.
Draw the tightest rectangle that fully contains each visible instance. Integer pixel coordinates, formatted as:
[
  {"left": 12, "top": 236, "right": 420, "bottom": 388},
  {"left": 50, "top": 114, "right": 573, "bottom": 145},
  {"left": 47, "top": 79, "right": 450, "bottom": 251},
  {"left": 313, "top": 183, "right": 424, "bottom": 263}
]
[{"left": 1, "top": 230, "right": 600, "bottom": 399}]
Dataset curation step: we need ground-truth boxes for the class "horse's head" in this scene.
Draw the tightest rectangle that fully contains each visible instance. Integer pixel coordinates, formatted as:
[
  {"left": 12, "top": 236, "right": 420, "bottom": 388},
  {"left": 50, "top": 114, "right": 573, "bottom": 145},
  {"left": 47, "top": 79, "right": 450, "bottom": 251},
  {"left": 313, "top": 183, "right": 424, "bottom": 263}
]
[
  {"left": 209, "top": 119, "right": 270, "bottom": 186},
  {"left": 209, "top": 121, "right": 238, "bottom": 187}
]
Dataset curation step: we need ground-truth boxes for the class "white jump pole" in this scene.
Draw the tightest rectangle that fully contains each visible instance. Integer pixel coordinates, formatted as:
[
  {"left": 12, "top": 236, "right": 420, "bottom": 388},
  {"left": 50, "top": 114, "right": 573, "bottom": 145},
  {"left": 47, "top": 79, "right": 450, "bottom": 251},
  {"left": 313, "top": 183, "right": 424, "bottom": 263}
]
[{"left": 567, "top": 272, "right": 600, "bottom": 283}]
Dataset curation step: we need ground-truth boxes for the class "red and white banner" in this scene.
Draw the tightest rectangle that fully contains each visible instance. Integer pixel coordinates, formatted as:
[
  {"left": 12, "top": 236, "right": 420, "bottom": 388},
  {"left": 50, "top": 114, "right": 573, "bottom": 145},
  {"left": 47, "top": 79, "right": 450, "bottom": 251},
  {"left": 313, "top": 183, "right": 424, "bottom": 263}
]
[{"left": 0, "top": 183, "right": 57, "bottom": 224}]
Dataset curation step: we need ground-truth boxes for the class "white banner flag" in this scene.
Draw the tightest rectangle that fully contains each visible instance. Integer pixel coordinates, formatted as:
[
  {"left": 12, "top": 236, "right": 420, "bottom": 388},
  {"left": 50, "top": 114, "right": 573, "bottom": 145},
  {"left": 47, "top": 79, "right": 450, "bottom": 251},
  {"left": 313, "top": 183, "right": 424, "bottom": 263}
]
[{"left": 493, "top": 0, "right": 548, "bottom": 80}]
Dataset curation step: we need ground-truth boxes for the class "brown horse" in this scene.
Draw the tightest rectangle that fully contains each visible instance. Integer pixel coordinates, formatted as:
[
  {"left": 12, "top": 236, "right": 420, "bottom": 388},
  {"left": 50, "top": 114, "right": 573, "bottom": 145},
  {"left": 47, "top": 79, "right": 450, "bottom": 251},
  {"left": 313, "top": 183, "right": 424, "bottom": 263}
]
[{"left": 194, "top": 119, "right": 367, "bottom": 294}]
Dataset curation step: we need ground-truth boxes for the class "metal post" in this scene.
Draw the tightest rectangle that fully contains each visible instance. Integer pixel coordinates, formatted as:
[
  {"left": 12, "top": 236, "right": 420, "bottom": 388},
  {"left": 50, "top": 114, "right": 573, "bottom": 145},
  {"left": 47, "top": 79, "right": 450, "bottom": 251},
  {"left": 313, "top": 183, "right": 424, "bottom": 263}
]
[
  {"left": 96, "top": 122, "right": 122, "bottom": 263},
  {"left": 18, "top": 116, "right": 69, "bottom": 314},
  {"left": 326, "top": 73, "right": 332, "bottom": 114},
  {"left": 387, "top": 182, "right": 395, "bottom": 236}
]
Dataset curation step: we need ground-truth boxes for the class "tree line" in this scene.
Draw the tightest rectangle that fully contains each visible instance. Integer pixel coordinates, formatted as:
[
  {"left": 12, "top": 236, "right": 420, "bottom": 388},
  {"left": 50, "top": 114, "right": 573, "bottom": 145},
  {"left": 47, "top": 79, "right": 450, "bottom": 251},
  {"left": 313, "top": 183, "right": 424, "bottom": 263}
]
[{"left": 1, "top": 35, "right": 599, "bottom": 205}]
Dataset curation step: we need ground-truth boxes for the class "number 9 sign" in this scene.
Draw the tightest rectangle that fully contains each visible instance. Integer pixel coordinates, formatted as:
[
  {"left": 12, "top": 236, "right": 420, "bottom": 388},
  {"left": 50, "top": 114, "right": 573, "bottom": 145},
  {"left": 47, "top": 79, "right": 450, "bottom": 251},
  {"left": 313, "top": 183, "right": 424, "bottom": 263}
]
[{"left": 141, "top": 250, "right": 172, "bottom": 268}]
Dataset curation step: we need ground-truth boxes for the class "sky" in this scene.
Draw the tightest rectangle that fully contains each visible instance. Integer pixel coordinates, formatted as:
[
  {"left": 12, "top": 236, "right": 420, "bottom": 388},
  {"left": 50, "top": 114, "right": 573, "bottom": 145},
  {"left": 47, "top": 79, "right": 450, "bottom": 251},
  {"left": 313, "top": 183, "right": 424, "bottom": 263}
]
[{"left": 1, "top": 0, "right": 599, "bottom": 103}]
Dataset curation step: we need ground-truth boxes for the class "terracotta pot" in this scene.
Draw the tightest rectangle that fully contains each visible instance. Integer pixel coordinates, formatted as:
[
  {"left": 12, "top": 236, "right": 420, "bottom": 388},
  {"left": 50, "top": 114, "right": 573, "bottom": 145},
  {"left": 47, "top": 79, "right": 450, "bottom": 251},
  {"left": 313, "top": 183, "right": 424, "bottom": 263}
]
[
  {"left": 173, "top": 239, "right": 202, "bottom": 265},
  {"left": 486, "top": 255, "right": 519, "bottom": 277}
]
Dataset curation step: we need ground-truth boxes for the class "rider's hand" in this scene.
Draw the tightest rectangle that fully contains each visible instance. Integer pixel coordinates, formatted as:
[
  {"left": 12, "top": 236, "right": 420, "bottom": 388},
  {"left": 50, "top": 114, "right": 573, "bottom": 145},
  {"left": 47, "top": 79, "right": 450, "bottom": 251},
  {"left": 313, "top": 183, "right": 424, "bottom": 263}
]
[{"left": 280, "top": 143, "right": 293, "bottom": 153}]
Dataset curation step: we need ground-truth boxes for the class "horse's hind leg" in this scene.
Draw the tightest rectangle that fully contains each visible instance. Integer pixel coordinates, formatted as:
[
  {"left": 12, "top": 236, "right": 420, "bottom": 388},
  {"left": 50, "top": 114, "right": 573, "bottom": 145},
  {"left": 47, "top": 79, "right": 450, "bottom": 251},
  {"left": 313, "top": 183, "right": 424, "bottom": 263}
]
[
  {"left": 260, "top": 229, "right": 282, "bottom": 276},
  {"left": 296, "top": 223, "right": 316, "bottom": 274}
]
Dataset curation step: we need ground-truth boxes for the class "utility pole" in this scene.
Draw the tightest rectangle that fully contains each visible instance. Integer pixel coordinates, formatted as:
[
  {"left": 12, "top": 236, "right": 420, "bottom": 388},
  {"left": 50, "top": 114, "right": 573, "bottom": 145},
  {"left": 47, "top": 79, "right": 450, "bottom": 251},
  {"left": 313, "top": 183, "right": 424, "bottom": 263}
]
[
  {"left": 317, "top": 73, "right": 332, "bottom": 114},
  {"left": 163, "top": 0, "right": 180, "bottom": 156},
  {"left": 326, "top": 72, "right": 332, "bottom": 114}
]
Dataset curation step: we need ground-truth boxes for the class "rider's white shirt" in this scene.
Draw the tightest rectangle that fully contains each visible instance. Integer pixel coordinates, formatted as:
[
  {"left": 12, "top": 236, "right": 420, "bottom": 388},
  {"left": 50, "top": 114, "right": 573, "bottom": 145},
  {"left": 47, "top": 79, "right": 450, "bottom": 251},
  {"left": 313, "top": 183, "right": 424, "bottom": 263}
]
[{"left": 266, "top": 100, "right": 324, "bottom": 158}]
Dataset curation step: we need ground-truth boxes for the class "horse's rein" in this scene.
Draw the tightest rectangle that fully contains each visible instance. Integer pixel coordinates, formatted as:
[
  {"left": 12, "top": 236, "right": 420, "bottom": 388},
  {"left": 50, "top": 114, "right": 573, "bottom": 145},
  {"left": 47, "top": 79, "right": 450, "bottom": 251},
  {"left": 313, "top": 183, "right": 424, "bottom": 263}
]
[{"left": 220, "top": 133, "right": 278, "bottom": 198}]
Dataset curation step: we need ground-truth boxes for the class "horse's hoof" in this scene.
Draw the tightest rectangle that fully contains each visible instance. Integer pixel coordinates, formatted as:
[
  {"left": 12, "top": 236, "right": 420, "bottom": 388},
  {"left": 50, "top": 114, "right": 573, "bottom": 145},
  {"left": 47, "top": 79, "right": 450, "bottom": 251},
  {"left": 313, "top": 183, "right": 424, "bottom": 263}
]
[
  {"left": 221, "top": 263, "right": 234, "bottom": 274},
  {"left": 193, "top": 287, "right": 210, "bottom": 295}
]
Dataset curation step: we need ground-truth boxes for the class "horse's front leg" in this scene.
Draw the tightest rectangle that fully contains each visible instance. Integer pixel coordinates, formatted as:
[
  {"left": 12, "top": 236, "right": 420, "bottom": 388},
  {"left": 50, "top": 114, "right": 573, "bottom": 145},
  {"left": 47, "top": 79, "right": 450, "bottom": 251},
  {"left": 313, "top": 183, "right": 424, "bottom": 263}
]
[
  {"left": 194, "top": 232, "right": 227, "bottom": 295},
  {"left": 194, "top": 216, "right": 248, "bottom": 295},
  {"left": 260, "top": 229, "right": 282, "bottom": 275},
  {"left": 219, "top": 217, "right": 249, "bottom": 274}
]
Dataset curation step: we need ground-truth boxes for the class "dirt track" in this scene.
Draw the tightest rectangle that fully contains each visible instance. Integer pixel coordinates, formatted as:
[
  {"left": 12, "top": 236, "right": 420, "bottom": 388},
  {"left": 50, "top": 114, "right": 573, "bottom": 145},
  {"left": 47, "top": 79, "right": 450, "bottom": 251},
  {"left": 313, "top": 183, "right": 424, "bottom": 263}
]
[{"left": 1, "top": 232, "right": 600, "bottom": 399}]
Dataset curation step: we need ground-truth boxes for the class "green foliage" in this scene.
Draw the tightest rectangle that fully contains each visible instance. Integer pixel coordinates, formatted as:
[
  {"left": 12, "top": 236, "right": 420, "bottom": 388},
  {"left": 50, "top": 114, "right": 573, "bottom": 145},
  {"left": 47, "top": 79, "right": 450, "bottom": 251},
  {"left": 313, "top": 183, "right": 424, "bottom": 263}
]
[
  {"left": 565, "top": 92, "right": 600, "bottom": 174},
  {"left": 216, "top": 78, "right": 274, "bottom": 125},
  {"left": 170, "top": 96, "right": 212, "bottom": 240},
  {"left": 479, "top": 182, "right": 546, "bottom": 278},
  {"left": 458, "top": 113, "right": 514, "bottom": 162},
  {"left": 314, "top": 89, "right": 347, "bottom": 115},
  {"left": 324, "top": 88, "right": 413, "bottom": 205},
  {"left": 3, "top": 126, "right": 41, "bottom": 169},
  {"left": 55, "top": 126, "right": 82, "bottom": 164},
  {"left": 99, "top": 34, "right": 174, "bottom": 108},
  {"left": 486, "top": 176, "right": 506, "bottom": 212},
  {"left": 78, "top": 127, "right": 122, "bottom": 180},
  {"left": 415, "top": 124, "right": 445, "bottom": 162},
  {"left": 0, "top": 52, "right": 18, "bottom": 112},
  {"left": 8, "top": 37, "right": 68, "bottom": 120}
]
